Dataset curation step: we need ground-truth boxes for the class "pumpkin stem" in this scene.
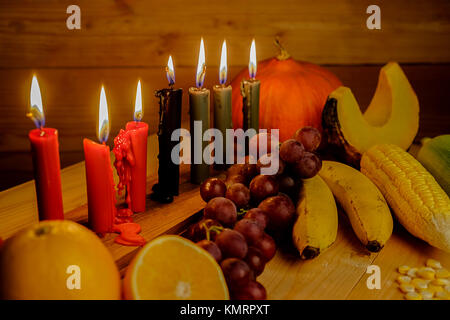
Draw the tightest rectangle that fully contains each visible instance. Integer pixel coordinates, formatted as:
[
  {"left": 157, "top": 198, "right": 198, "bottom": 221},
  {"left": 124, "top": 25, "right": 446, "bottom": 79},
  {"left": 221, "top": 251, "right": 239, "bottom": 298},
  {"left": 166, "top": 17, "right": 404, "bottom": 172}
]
[{"left": 274, "top": 37, "right": 291, "bottom": 60}]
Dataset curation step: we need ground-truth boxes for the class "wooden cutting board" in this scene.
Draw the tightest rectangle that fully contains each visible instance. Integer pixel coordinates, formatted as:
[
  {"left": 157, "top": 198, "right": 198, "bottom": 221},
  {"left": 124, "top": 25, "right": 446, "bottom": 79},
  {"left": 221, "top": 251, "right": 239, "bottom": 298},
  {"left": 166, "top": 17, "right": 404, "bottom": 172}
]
[{"left": 0, "top": 134, "right": 448, "bottom": 300}]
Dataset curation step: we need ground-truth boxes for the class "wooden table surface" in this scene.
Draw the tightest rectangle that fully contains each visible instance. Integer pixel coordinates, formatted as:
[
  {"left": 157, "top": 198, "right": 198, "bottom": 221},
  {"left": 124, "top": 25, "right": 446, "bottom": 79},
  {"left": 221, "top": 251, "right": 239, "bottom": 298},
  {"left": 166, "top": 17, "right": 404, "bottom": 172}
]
[{"left": 0, "top": 135, "right": 449, "bottom": 300}]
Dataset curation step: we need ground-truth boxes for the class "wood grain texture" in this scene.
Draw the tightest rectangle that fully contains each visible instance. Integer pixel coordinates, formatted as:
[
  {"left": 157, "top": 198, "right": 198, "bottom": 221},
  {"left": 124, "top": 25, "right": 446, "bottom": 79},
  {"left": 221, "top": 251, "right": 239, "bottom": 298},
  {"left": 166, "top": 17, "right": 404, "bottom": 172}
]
[
  {"left": 0, "top": 0, "right": 449, "bottom": 67},
  {"left": 1, "top": 135, "right": 449, "bottom": 299}
]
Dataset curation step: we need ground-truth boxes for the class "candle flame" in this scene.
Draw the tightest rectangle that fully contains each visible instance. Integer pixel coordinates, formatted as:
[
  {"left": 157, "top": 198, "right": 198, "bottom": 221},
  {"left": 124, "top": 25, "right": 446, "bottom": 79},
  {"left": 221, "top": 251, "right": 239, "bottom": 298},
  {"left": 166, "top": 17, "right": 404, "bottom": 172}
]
[
  {"left": 98, "top": 86, "right": 110, "bottom": 143},
  {"left": 249, "top": 39, "right": 257, "bottom": 79},
  {"left": 219, "top": 40, "right": 227, "bottom": 85},
  {"left": 196, "top": 37, "right": 206, "bottom": 88},
  {"left": 134, "top": 80, "right": 143, "bottom": 121},
  {"left": 166, "top": 55, "right": 175, "bottom": 85},
  {"left": 28, "top": 75, "right": 45, "bottom": 128}
]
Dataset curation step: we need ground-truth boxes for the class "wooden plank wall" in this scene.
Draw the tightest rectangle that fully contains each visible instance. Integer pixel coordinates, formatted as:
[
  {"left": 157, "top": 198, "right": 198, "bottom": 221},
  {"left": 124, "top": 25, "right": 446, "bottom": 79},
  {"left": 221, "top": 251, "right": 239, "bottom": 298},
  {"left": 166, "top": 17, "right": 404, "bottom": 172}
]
[{"left": 0, "top": 0, "right": 449, "bottom": 190}]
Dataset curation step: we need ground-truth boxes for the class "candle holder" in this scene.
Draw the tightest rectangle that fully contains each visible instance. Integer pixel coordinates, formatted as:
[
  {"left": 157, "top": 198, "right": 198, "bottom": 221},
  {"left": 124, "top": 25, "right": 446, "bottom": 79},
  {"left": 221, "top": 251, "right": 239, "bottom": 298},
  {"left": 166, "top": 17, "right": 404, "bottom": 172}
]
[{"left": 151, "top": 87, "right": 183, "bottom": 203}]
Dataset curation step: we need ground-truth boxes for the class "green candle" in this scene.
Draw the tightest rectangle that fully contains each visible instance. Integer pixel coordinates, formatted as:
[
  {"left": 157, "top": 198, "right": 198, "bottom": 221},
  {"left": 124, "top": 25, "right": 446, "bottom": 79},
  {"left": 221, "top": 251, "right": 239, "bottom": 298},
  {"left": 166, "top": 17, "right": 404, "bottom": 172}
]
[
  {"left": 241, "top": 39, "right": 260, "bottom": 132},
  {"left": 189, "top": 38, "right": 210, "bottom": 184},
  {"left": 213, "top": 40, "right": 232, "bottom": 166}
]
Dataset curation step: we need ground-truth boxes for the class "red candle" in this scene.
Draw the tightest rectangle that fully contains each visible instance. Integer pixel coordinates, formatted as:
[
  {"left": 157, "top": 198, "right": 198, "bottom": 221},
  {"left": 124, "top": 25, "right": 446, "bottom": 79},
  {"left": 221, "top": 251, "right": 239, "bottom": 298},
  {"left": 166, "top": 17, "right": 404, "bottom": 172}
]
[
  {"left": 113, "top": 81, "right": 148, "bottom": 213},
  {"left": 27, "top": 76, "right": 64, "bottom": 221},
  {"left": 84, "top": 86, "right": 116, "bottom": 235}
]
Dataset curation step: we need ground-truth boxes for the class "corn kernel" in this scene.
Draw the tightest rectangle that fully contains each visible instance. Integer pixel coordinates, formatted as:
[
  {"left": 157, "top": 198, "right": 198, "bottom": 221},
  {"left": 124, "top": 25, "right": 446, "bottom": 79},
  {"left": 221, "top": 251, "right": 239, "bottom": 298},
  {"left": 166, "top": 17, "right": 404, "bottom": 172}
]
[
  {"left": 434, "top": 291, "right": 449, "bottom": 300},
  {"left": 396, "top": 275, "right": 412, "bottom": 284},
  {"left": 428, "top": 285, "right": 444, "bottom": 294},
  {"left": 407, "top": 267, "right": 418, "bottom": 278},
  {"left": 426, "top": 259, "right": 442, "bottom": 269},
  {"left": 435, "top": 268, "right": 449, "bottom": 279},
  {"left": 405, "top": 292, "right": 422, "bottom": 300},
  {"left": 398, "top": 265, "right": 410, "bottom": 274},
  {"left": 412, "top": 278, "right": 429, "bottom": 290},
  {"left": 399, "top": 283, "right": 415, "bottom": 293},
  {"left": 417, "top": 267, "right": 436, "bottom": 280},
  {"left": 431, "top": 278, "right": 449, "bottom": 286},
  {"left": 420, "top": 290, "right": 434, "bottom": 300}
]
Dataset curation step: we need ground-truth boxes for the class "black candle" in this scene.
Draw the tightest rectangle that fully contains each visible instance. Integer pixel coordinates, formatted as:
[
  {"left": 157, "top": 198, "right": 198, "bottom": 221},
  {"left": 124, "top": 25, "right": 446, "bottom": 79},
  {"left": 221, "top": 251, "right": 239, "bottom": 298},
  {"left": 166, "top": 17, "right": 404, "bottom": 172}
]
[{"left": 151, "top": 56, "right": 183, "bottom": 203}]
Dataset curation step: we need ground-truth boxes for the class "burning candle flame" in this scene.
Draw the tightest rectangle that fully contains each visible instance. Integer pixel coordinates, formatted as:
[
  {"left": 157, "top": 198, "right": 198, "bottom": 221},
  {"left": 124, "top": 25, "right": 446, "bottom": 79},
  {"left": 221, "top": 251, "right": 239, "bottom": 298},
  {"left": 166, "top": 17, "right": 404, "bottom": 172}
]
[
  {"left": 98, "top": 86, "right": 110, "bottom": 143},
  {"left": 249, "top": 39, "right": 257, "bottom": 79},
  {"left": 196, "top": 37, "right": 206, "bottom": 88},
  {"left": 28, "top": 75, "right": 45, "bottom": 128},
  {"left": 134, "top": 80, "right": 143, "bottom": 121},
  {"left": 219, "top": 40, "right": 227, "bottom": 85},
  {"left": 166, "top": 55, "right": 175, "bottom": 85}
]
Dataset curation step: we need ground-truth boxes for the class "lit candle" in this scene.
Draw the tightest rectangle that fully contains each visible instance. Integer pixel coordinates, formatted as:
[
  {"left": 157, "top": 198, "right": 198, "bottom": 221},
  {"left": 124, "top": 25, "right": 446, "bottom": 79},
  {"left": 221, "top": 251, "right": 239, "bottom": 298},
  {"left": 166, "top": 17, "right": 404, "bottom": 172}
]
[
  {"left": 113, "top": 81, "right": 148, "bottom": 213},
  {"left": 241, "top": 39, "right": 260, "bottom": 131},
  {"left": 213, "top": 40, "right": 232, "bottom": 166},
  {"left": 27, "top": 75, "right": 64, "bottom": 221},
  {"left": 189, "top": 38, "right": 211, "bottom": 184},
  {"left": 152, "top": 56, "right": 183, "bottom": 203},
  {"left": 83, "top": 86, "right": 116, "bottom": 236}
]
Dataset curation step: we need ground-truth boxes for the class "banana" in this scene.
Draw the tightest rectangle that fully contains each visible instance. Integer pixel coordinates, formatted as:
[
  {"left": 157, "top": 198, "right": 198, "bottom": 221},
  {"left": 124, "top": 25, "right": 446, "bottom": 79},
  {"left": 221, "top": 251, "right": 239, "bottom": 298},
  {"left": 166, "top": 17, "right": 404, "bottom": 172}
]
[
  {"left": 293, "top": 175, "right": 338, "bottom": 259},
  {"left": 318, "top": 160, "right": 393, "bottom": 252}
]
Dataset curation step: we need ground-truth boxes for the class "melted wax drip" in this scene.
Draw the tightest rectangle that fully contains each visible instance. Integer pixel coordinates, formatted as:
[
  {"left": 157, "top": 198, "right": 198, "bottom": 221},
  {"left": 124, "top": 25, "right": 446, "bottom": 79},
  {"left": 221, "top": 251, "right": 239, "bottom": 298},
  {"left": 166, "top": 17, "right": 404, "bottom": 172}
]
[{"left": 112, "top": 129, "right": 146, "bottom": 247}]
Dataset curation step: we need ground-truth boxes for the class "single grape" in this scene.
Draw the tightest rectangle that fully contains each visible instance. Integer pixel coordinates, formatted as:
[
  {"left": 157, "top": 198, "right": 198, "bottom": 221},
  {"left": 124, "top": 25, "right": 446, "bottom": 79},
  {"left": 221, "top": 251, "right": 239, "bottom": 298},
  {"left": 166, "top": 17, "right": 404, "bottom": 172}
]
[
  {"left": 215, "top": 228, "right": 248, "bottom": 259},
  {"left": 234, "top": 218, "right": 263, "bottom": 245},
  {"left": 225, "top": 174, "right": 247, "bottom": 188},
  {"left": 248, "top": 132, "right": 279, "bottom": 160},
  {"left": 245, "top": 247, "right": 266, "bottom": 276},
  {"left": 258, "top": 194, "right": 296, "bottom": 232},
  {"left": 254, "top": 233, "right": 276, "bottom": 261},
  {"left": 278, "top": 174, "right": 302, "bottom": 200},
  {"left": 249, "top": 175, "right": 279, "bottom": 204},
  {"left": 227, "top": 164, "right": 246, "bottom": 177},
  {"left": 196, "top": 240, "right": 222, "bottom": 263},
  {"left": 200, "top": 178, "right": 227, "bottom": 202},
  {"left": 220, "top": 258, "right": 252, "bottom": 289},
  {"left": 244, "top": 208, "right": 268, "bottom": 230},
  {"left": 257, "top": 153, "right": 285, "bottom": 176},
  {"left": 204, "top": 197, "right": 237, "bottom": 227},
  {"left": 184, "top": 219, "right": 222, "bottom": 242},
  {"left": 232, "top": 280, "right": 267, "bottom": 300},
  {"left": 226, "top": 183, "right": 251, "bottom": 208},
  {"left": 279, "top": 139, "right": 305, "bottom": 164},
  {"left": 293, "top": 152, "right": 322, "bottom": 179},
  {"left": 294, "top": 126, "right": 321, "bottom": 152}
]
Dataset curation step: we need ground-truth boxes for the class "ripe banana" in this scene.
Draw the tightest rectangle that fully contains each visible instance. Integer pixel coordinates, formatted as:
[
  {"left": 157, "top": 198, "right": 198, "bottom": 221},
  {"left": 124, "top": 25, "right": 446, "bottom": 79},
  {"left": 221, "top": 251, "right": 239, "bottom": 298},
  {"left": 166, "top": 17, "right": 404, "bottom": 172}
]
[
  {"left": 293, "top": 175, "right": 338, "bottom": 259},
  {"left": 318, "top": 160, "right": 393, "bottom": 252}
]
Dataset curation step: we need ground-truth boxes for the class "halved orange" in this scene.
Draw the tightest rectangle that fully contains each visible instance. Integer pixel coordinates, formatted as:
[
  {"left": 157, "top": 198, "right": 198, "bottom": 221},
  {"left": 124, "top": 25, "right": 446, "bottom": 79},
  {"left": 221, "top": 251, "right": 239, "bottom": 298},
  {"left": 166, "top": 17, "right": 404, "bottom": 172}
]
[{"left": 123, "top": 235, "right": 229, "bottom": 300}]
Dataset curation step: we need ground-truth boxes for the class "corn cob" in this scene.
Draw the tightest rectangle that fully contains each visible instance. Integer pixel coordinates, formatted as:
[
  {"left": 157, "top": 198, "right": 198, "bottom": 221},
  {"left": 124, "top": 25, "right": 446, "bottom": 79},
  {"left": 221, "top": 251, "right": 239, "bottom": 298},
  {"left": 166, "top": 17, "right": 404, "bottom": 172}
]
[{"left": 361, "top": 144, "right": 450, "bottom": 252}]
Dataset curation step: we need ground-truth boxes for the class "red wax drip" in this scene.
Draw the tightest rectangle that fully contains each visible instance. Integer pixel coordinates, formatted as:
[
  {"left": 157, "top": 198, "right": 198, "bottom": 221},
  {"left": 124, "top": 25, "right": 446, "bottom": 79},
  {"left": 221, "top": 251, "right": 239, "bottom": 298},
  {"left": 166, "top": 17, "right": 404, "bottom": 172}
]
[
  {"left": 113, "top": 222, "right": 146, "bottom": 246},
  {"left": 113, "top": 129, "right": 135, "bottom": 208}
]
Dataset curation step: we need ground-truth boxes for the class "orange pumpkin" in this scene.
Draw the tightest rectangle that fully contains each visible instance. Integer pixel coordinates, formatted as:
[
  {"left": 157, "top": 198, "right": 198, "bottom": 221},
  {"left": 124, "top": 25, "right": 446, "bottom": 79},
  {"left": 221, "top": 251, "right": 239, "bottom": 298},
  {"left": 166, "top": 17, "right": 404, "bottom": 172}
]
[{"left": 231, "top": 45, "right": 342, "bottom": 142}]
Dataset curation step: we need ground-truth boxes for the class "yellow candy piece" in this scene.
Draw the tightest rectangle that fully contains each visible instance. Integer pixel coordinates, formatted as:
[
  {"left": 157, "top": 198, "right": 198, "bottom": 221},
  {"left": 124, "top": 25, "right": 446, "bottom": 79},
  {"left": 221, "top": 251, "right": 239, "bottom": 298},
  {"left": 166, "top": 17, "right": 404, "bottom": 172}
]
[
  {"left": 398, "top": 265, "right": 410, "bottom": 274},
  {"left": 431, "top": 278, "right": 449, "bottom": 286},
  {"left": 420, "top": 290, "right": 434, "bottom": 300},
  {"left": 407, "top": 267, "right": 418, "bottom": 278},
  {"left": 399, "top": 283, "right": 415, "bottom": 293},
  {"left": 396, "top": 275, "right": 412, "bottom": 284},
  {"left": 428, "top": 284, "right": 444, "bottom": 294},
  {"left": 435, "top": 291, "right": 449, "bottom": 300},
  {"left": 412, "top": 278, "right": 429, "bottom": 290},
  {"left": 417, "top": 267, "right": 435, "bottom": 280},
  {"left": 405, "top": 292, "right": 422, "bottom": 300},
  {"left": 436, "top": 268, "right": 449, "bottom": 279},
  {"left": 426, "top": 259, "right": 442, "bottom": 269}
]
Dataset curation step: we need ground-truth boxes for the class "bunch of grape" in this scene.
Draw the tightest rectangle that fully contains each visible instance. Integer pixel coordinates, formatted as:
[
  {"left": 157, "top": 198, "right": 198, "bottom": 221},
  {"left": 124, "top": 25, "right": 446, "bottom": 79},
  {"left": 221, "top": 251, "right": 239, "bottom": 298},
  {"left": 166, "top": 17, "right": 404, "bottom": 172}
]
[{"left": 183, "top": 126, "right": 323, "bottom": 300}]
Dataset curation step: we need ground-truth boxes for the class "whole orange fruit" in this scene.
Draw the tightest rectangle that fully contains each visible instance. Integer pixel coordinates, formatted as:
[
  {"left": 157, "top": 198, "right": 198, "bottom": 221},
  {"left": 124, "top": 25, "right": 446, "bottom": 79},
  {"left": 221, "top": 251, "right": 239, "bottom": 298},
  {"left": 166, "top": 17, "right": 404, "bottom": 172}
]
[{"left": 0, "top": 220, "right": 121, "bottom": 300}]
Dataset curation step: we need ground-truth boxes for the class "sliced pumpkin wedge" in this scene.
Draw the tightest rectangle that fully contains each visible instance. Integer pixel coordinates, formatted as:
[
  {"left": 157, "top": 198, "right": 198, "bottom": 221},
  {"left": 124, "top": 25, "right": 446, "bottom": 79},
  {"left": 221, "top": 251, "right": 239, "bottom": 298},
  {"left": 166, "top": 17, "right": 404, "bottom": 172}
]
[{"left": 322, "top": 62, "right": 419, "bottom": 166}]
